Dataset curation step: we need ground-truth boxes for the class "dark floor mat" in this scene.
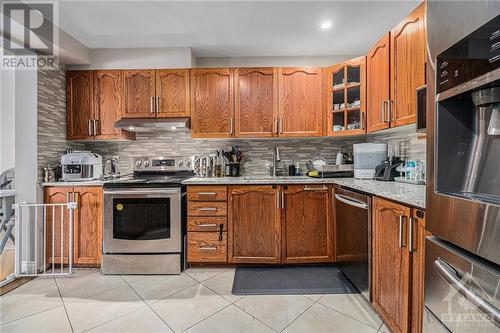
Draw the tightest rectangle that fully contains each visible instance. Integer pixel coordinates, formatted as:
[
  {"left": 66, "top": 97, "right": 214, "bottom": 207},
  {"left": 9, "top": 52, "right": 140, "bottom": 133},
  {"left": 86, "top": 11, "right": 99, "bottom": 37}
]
[{"left": 232, "top": 265, "right": 359, "bottom": 295}]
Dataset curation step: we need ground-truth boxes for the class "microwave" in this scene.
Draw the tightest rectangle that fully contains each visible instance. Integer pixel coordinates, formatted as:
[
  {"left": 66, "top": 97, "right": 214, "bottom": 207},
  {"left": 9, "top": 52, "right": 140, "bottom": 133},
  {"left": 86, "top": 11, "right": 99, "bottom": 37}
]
[{"left": 416, "top": 84, "right": 427, "bottom": 132}]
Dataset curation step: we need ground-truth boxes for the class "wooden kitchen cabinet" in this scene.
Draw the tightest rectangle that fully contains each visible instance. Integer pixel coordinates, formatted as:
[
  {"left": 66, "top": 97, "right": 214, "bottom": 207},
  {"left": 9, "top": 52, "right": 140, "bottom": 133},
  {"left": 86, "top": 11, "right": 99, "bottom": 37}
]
[
  {"left": 234, "top": 68, "right": 278, "bottom": 138},
  {"left": 281, "top": 185, "right": 333, "bottom": 263},
  {"left": 325, "top": 57, "right": 366, "bottom": 136},
  {"left": 67, "top": 71, "right": 94, "bottom": 140},
  {"left": 155, "top": 69, "right": 190, "bottom": 117},
  {"left": 44, "top": 186, "right": 103, "bottom": 267},
  {"left": 372, "top": 196, "right": 427, "bottom": 333},
  {"left": 390, "top": 2, "right": 426, "bottom": 127},
  {"left": 228, "top": 186, "right": 281, "bottom": 263},
  {"left": 278, "top": 67, "right": 323, "bottom": 137},
  {"left": 123, "top": 69, "right": 156, "bottom": 118},
  {"left": 94, "top": 70, "right": 135, "bottom": 140},
  {"left": 190, "top": 68, "right": 234, "bottom": 138},
  {"left": 187, "top": 185, "right": 228, "bottom": 263},
  {"left": 72, "top": 187, "right": 103, "bottom": 266},
  {"left": 367, "top": 32, "right": 391, "bottom": 133}
]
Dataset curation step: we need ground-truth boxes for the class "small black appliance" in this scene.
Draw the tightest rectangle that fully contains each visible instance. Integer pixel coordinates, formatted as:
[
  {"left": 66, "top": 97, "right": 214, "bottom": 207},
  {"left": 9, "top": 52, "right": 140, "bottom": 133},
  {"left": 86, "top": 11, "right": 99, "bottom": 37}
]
[{"left": 374, "top": 157, "right": 403, "bottom": 181}]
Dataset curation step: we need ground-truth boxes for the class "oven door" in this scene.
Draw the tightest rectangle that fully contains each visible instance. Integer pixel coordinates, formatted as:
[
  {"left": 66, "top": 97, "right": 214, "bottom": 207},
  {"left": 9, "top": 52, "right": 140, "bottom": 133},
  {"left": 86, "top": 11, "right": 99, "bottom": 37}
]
[{"left": 103, "top": 188, "right": 181, "bottom": 254}]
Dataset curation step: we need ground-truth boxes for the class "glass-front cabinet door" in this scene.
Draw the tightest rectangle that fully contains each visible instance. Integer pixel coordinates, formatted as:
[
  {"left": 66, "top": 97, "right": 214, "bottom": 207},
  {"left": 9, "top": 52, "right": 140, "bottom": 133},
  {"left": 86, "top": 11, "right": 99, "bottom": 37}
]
[{"left": 326, "top": 56, "right": 366, "bottom": 136}]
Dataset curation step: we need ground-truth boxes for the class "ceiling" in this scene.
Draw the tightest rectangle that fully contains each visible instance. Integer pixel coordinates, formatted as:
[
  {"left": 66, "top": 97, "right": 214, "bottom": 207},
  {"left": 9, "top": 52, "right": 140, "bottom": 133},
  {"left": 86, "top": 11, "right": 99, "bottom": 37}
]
[{"left": 58, "top": 1, "right": 420, "bottom": 57}]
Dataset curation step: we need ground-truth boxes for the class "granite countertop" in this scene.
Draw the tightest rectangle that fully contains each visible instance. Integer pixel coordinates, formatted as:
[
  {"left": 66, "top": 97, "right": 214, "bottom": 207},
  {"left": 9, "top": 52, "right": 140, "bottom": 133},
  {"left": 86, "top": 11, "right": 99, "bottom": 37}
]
[
  {"left": 40, "top": 180, "right": 106, "bottom": 187},
  {"left": 182, "top": 176, "right": 426, "bottom": 209}
]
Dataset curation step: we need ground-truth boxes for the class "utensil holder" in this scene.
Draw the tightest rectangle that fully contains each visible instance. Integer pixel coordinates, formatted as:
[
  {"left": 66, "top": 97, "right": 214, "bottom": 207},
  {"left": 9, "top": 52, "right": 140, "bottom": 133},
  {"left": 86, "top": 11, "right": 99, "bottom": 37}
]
[{"left": 226, "top": 162, "right": 240, "bottom": 177}]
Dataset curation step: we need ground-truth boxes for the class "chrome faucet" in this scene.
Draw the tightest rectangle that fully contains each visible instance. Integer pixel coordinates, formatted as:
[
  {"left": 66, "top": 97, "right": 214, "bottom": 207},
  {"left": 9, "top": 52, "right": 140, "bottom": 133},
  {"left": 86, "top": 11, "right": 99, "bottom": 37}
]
[{"left": 272, "top": 145, "right": 281, "bottom": 177}]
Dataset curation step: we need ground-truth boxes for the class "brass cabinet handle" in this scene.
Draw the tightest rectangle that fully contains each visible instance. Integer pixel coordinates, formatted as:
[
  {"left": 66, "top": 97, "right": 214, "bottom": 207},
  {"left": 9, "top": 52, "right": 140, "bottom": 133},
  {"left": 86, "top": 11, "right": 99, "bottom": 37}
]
[{"left": 399, "top": 215, "right": 405, "bottom": 248}]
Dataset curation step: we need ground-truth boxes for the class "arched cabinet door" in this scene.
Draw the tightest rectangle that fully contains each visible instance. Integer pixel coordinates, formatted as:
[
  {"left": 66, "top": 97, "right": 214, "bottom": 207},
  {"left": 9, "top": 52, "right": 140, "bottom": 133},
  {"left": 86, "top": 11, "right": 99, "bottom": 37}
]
[
  {"left": 281, "top": 185, "right": 333, "bottom": 263},
  {"left": 73, "top": 187, "right": 102, "bottom": 266},
  {"left": 278, "top": 67, "right": 323, "bottom": 137},
  {"left": 234, "top": 67, "right": 278, "bottom": 138},
  {"left": 390, "top": 2, "right": 426, "bottom": 127},
  {"left": 123, "top": 69, "right": 156, "bottom": 118},
  {"left": 67, "top": 71, "right": 94, "bottom": 140},
  {"left": 367, "top": 32, "right": 391, "bottom": 133},
  {"left": 191, "top": 68, "right": 234, "bottom": 138},
  {"left": 155, "top": 69, "right": 190, "bottom": 118},
  {"left": 228, "top": 186, "right": 281, "bottom": 263}
]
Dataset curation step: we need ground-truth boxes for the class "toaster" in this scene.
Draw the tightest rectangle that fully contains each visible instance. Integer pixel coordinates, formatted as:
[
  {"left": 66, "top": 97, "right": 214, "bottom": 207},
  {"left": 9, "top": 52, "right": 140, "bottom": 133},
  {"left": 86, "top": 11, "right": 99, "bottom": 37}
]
[{"left": 61, "top": 151, "right": 103, "bottom": 181}]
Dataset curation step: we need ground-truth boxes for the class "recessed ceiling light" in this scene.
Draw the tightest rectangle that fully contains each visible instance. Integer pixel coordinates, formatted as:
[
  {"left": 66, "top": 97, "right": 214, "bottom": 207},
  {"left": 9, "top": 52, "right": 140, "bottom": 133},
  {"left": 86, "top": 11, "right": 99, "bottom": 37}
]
[
  {"left": 128, "top": 126, "right": 135, "bottom": 130},
  {"left": 320, "top": 21, "right": 332, "bottom": 31},
  {"left": 170, "top": 126, "right": 177, "bottom": 130}
]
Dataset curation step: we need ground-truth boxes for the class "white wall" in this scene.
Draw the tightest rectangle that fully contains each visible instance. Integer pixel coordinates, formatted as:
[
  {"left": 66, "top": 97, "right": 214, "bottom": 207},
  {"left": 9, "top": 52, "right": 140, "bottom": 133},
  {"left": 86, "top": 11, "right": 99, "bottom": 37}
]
[
  {"left": 0, "top": 66, "right": 16, "bottom": 173},
  {"left": 195, "top": 55, "right": 359, "bottom": 68},
  {"left": 69, "top": 47, "right": 194, "bottom": 69}
]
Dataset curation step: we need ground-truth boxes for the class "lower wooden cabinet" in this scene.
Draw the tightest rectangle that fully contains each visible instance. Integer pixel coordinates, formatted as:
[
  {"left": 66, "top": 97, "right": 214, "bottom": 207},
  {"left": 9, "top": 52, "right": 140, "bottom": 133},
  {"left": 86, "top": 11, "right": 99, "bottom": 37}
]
[
  {"left": 187, "top": 232, "right": 227, "bottom": 263},
  {"left": 44, "top": 186, "right": 103, "bottom": 267},
  {"left": 371, "top": 196, "right": 426, "bottom": 333},
  {"left": 281, "top": 185, "right": 333, "bottom": 263},
  {"left": 228, "top": 186, "right": 281, "bottom": 263}
]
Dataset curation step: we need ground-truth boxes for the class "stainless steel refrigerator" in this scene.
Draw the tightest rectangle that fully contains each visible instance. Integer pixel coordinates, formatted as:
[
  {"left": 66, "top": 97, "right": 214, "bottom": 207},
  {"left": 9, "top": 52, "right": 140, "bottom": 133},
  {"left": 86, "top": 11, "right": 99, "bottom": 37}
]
[{"left": 425, "top": 2, "right": 500, "bottom": 332}]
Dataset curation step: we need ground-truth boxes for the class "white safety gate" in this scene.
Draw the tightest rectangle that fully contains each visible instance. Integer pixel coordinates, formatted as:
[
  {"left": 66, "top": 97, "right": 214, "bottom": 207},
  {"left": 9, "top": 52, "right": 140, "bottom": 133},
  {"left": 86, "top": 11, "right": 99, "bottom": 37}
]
[{"left": 13, "top": 201, "right": 77, "bottom": 277}]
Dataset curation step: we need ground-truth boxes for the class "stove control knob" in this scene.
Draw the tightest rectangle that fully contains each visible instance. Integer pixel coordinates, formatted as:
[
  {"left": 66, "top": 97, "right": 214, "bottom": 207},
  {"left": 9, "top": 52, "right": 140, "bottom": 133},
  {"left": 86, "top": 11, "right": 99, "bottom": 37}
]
[
  {"left": 135, "top": 160, "right": 142, "bottom": 168},
  {"left": 185, "top": 160, "right": 192, "bottom": 168},
  {"left": 177, "top": 160, "right": 184, "bottom": 167},
  {"left": 143, "top": 160, "right": 150, "bottom": 167}
]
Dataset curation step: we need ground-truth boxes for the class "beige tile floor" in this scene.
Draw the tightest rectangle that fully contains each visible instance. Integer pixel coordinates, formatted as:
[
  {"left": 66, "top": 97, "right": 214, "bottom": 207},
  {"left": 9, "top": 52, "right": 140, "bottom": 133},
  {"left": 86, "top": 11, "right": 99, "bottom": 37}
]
[{"left": 0, "top": 267, "right": 390, "bottom": 333}]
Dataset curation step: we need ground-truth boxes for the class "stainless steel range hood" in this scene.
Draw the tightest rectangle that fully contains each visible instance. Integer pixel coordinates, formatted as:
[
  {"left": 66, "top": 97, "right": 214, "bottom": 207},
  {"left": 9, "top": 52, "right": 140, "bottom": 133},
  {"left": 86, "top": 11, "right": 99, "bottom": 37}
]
[{"left": 114, "top": 118, "right": 190, "bottom": 132}]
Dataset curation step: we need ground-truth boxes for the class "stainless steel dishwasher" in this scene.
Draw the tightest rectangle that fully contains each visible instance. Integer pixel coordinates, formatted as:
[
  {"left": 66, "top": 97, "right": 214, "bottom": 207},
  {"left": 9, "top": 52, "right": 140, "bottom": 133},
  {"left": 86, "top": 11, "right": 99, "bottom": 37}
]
[{"left": 333, "top": 185, "right": 371, "bottom": 301}]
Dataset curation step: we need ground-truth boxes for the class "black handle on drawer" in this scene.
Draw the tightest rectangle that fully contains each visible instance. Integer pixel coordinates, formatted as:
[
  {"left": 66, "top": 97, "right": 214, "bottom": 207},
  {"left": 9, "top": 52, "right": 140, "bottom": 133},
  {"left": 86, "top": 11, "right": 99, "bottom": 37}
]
[{"left": 219, "top": 223, "right": 223, "bottom": 241}]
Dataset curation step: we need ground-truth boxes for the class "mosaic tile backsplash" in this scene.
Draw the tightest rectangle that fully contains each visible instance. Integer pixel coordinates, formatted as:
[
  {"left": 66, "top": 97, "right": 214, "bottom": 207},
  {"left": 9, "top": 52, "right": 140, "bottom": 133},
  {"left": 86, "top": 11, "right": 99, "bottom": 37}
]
[{"left": 37, "top": 67, "right": 426, "bottom": 179}]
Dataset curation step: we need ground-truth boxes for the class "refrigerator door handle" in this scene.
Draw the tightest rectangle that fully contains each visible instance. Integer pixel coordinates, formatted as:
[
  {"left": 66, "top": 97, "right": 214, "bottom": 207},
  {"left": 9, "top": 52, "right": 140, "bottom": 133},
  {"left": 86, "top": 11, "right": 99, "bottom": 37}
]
[{"left": 433, "top": 258, "right": 500, "bottom": 325}]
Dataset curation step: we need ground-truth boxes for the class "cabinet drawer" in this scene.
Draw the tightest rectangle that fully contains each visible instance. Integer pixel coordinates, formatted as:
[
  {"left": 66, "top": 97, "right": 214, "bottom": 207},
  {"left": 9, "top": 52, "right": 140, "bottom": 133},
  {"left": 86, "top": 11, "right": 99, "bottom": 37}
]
[
  {"left": 187, "top": 232, "right": 227, "bottom": 263},
  {"left": 188, "top": 217, "right": 227, "bottom": 232},
  {"left": 188, "top": 201, "right": 227, "bottom": 216},
  {"left": 188, "top": 186, "right": 227, "bottom": 201}
]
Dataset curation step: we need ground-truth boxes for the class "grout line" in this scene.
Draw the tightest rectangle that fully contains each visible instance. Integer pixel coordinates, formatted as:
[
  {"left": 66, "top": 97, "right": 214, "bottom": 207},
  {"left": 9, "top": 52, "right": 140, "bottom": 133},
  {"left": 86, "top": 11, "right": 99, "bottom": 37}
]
[
  {"left": 118, "top": 275, "right": 177, "bottom": 333},
  {"left": 54, "top": 276, "right": 75, "bottom": 333},
  {"left": 276, "top": 295, "right": 319, "bottom": 333},
  {"left": 184, "top": 268, "right": 230, "bottom": 283},
  {"left": 316, "top": 296, "right": 383, "bottom": 330}
]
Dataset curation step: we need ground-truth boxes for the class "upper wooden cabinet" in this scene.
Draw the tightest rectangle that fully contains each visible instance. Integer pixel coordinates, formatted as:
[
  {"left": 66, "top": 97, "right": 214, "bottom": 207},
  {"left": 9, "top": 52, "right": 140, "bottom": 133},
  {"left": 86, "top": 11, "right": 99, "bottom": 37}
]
[
  {"left": 67, "top": 70, "right": 134, "bottom": 141},
  {"left": 278, "top": 67, "right": 323, "bottom": 137},
  {"left": 123, "top": 69, "right": 156, "bottom": 118},
  {"left": 191, "top": 68, "right": 234, "bottom": 138},
  {"left": 228, "top": 186, "right": 281, "bottom": 263},
  {"left": 281, "top": 185, "right": 333, "bottom": 263},
  {"left": 366, "top": 2, "right": 426, "bottom": 133},
  {"left": 67, "top": 71, "right": 94, "bottom": 140},
  {"left": 325, "top": 57, "right": 366, "bottom": 136},
  {"left": 234, "top": 68, "right": 278, "bottom": 138},
  {"left": 391, "top": 2, "right": 426, "bottom": 127},
  {"left": 367, "top": 33, "right": 391, "bottom": 133},
  {"left": 155, "top": 69, "right": 190, "bottom": 117}
]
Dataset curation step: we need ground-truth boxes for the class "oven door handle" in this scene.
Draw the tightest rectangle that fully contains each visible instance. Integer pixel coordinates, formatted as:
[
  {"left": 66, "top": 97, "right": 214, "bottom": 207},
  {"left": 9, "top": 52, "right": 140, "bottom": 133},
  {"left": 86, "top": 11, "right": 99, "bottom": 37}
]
[
  {"left": 433, "top": 258, "right": 500, "bottom": 325},
  {"left": 103, "top": 189, "right": 180, "bottom": 195}
]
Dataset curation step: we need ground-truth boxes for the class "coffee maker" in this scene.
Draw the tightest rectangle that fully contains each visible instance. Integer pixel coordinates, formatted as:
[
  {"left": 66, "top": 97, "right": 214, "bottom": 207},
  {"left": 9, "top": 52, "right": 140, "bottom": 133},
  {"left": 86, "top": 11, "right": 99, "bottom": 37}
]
[{"left": 374, "top": 157, "right": 403, "bottom": 181}]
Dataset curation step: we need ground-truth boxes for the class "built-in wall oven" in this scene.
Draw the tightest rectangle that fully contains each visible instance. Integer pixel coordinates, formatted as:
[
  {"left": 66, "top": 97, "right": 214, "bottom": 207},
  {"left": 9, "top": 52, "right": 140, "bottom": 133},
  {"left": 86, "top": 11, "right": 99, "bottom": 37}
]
[{"left": 426, "top": 4, "right": 500, "bottom": 332}]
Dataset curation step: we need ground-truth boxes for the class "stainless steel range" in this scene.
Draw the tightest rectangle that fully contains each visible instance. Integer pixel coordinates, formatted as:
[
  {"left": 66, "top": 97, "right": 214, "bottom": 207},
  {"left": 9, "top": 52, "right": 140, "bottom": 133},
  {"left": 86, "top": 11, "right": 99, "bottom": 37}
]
[{"left": 102, "top": 156, "right": 194, "bottom": 275}]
